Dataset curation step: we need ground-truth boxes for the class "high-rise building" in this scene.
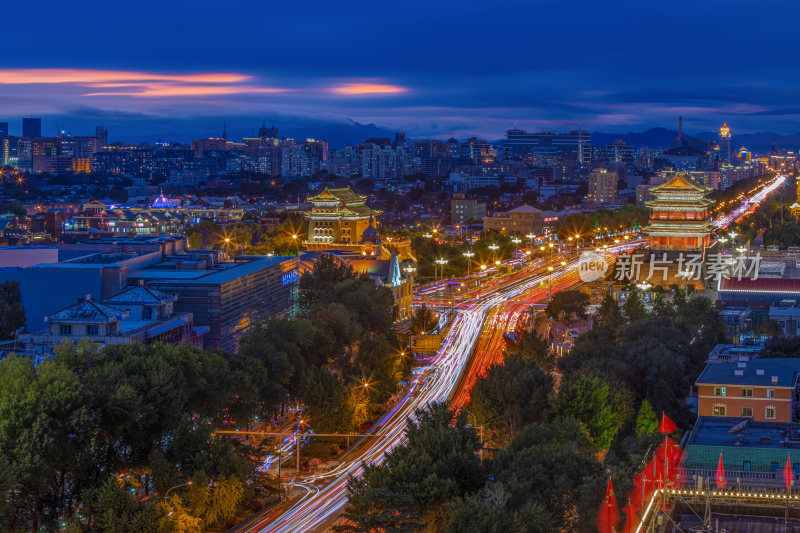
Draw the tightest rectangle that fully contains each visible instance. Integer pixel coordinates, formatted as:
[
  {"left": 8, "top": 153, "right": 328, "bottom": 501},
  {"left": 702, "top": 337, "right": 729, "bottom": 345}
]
[
  {"left": 0, "top": 122, "right": 8, "bottom": 138},
  {"left": 719, "top": 123, "right": 731, "bottom": 164},
  {"left": 258, "top": 121, "right": 279, "bottom": 139},
  {"left": 393, "top": 131, "right": 408, "bottom": 149},
  {"left": 598, "top": 140, "right": 634, "bottom": 175},
  {"left": 586, "top": 168, "right": 618, "bottom": 205},
  {"left": 22, "top": 117, "right": 42, "bottom": 138},
  {"left": 503, "top": 128, "right": 591, "bottom": 180},
  {"left": 460, "top": 137, "right": 495, "bottom": 164},
  {"left": 95, "top": 126, "right": 108, "bottom": 149}
]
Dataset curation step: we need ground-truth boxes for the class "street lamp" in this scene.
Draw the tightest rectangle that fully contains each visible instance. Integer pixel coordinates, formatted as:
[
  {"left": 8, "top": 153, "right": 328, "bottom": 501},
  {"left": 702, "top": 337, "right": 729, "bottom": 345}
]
[
  {"left": 525, "top": 233, "right": 535, "bottom": 248},
  {"left": 547, "top": 266, "right": 554, "bottom": 302},
  {"left": 463, "top": 251, "right": 474, "bottom": 276},
  {"left": 164, "top": 481, "right": 192, "bottom": 504},
  {"left": 463, "top": 409, "right": 484, "bottom": 460},
  {"left": 435, "top": 258, "right": 448, "bottom": 281}
]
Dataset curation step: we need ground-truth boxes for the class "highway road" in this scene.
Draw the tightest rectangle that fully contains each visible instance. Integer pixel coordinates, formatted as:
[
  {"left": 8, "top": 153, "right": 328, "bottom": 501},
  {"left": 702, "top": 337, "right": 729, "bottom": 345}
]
[{"left": 249, "top": 173, "right": 788, "bottom": 532}]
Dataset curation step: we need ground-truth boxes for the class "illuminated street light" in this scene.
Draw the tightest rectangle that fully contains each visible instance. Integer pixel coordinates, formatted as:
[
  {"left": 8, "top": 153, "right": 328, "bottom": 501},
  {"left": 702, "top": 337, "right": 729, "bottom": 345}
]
[
  {"left": 435, "top": 258, "right": 448, "bottom": 281},
  {"left": 463, "top": 251, "right": 475, "bottom": 276}
]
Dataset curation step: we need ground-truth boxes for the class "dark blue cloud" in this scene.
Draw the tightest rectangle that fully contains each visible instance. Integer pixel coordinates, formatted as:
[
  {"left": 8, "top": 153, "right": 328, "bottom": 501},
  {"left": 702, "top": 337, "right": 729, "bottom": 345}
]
[{"left": 1, "top": 0, "right": 800, "bottom": 140}]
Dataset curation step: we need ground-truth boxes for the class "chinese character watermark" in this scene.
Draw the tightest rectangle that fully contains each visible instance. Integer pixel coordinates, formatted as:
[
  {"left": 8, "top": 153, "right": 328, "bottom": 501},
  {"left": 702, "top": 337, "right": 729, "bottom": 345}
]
[{"left": 612, "top": 252, "right": 761, "bottom": 284}]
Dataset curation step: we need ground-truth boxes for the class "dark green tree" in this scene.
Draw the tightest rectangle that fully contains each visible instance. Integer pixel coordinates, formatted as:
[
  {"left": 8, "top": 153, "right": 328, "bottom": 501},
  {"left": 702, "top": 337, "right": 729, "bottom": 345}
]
[
  {"left": 545, "top": 290, "right": 590, "bottom": 323},
  {"left": 635, "top": 399, "right": 659, "bottom": 437},
  {"left": 513, "top": 330, "right": 556, "bottom": 372},
  {"left": 622, "top": 290, "right": 646, "bottom": 322},
  {"left": 410, "top": 304, "right": 438, "bottom": 335},
  {"left": 341, "top": 403, "right": 485, "bottom": 531},
  {"left": 301, "top": 367, "right": 358, "bottom": 433},
  {"left": 0, "top": 281, "right": 25, "bottom": 341},
  {"left": 468, "top": 355, "right": 553, "bottom": 446},
  {"left": 554, "top": 373, "right": 619, "bottom": 451}
]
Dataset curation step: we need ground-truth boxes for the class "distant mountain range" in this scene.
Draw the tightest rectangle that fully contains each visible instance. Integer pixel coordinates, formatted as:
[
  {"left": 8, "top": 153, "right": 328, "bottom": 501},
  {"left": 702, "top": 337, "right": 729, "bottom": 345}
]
[
  {"left": 54, "top": 112, "right": 800, "bottom": 152},
  {"left": 590, "top": 127, "right": 800, "bottom": 153}
]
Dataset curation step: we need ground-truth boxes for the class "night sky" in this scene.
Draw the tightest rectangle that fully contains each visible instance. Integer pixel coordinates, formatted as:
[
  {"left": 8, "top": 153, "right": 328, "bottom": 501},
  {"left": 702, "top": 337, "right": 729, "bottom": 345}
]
[{"left": 2, "top": 0, "right": 798, "bottom": 142}]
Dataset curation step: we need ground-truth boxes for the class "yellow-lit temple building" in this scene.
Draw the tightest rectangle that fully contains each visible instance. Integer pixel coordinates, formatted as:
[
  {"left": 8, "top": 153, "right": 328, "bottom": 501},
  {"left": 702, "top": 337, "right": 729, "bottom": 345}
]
[
  {"left": 304, "top": 187, "right": 413, "bottom": 261},
  {"left": 643, "top": 172, "right": 714, "bottom": 251},
  {"left": 301, "top": 187, "right": 415, "bottom": 318}
]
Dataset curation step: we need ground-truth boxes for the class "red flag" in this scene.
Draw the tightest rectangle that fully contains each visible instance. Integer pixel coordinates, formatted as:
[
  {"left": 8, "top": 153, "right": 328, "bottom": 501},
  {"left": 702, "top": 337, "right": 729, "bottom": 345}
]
[
  {"left": 597, "top": 478, "right": 620, "bottom": 533},
  {"left": 784, "top": 454, "right": 793, "bottom": 491},
  {"left": 623, "top": 500, "right": 638, "bottom": 533},
  {"left": 716, "top": 450, "right": 727, "bottom": 488},
  {"left": 658, "top": 412, "right": 678, "bottom": 434}
]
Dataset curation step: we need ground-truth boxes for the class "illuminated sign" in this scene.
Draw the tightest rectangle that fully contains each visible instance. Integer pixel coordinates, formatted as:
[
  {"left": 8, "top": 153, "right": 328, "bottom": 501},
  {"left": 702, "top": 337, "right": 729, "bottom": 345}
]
[{"left": 282, "top": 270, "right": 298, "bottom": 286}]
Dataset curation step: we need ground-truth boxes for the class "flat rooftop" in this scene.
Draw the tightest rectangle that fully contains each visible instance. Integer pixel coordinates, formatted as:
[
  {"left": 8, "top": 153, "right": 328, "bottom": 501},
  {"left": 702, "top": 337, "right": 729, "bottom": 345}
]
[
  {"left": 696, "top": 358, "right": 800, "bottom": 388},
  {"left": 687, "top": 416, "right": 800, "bottom": 450},
  {"left": 134, "top": 255, "right": 295, "bottom": 285}
]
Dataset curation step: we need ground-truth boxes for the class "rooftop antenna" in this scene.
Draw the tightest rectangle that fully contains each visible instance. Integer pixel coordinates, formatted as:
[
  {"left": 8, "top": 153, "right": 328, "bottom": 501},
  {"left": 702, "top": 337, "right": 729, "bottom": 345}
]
[{"left": 222, "top": 122, "right": 228, "bottom": 140}]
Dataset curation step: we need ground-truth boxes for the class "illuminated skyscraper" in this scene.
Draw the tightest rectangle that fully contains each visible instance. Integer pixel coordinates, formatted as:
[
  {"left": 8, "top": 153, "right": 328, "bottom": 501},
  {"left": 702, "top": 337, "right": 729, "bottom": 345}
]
[
  {"left": 503, "top": 128, "right": 590, "bottom": 180},
  {"left": 719, "top": 123, "right": 731, "bottom": 164}
]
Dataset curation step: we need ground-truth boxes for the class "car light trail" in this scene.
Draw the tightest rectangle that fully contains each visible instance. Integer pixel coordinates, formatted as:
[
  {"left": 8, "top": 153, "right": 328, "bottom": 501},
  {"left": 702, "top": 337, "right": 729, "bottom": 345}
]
[{"left": 252, "top": 174, "right": 785, "bottom": 532}]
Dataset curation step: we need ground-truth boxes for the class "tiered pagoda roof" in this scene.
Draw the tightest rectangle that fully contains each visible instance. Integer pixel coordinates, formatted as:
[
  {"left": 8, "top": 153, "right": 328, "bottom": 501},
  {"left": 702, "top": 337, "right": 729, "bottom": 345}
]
[
  {"left": 644, "top": 172, "right": 715, "bottom": 239},
  {"left": 306, "top": 187, "right": 380, "bottom": 218}
]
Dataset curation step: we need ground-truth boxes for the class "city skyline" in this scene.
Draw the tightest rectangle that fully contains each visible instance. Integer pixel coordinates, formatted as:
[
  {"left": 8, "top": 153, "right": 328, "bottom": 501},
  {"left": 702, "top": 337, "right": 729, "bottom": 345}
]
[{"left": 3, "top": 0, "right": 800, "bottom": 140}]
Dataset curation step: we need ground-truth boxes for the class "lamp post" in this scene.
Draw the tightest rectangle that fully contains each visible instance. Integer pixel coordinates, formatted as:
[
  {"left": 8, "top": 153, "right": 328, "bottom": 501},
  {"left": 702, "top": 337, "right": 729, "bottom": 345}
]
[
  {"left": 164, "top": 481, "right": 192, "bottom": 504},
  {"left": 463, "top": 251, "right": 474, "bottom": 277},
  {"left": 547, "top": 265, "right": 554, "bottom": 302},
  {"left": 463, "top": 409, "right": 484, "bottom": 460},
  {"left": 435, "top": 258, "right": 448, "bottom": 281},
  {"left": 525, "top": 233, "right": 535, "bottom": 249},
  {"left": 488, "top": 243, "right": 499, "bottom": 262}
]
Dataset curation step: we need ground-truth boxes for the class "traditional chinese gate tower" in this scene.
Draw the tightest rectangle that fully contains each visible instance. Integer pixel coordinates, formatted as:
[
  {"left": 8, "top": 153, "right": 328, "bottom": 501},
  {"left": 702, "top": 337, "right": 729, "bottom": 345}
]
[{"left": 643, "top": 172, "right": 714, "bottom": 251}]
